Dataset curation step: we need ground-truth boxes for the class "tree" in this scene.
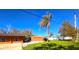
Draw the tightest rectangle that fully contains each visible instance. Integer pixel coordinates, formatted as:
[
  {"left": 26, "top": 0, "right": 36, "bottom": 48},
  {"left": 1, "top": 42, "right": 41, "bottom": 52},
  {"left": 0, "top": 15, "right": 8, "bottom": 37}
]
[
  {"left": 40, "top": 12, "right": 52, "bottom": 37},
  {"left": 0, "top": 29, "right": 6, "bottom": 34},
  {"left": 10, "top": 29, "right": 21, "bottom": 35},
  {"left": 22, "top": 30, "right": 32, "bottom": 37},
  {"left": 59, "top": 21, "right": 77, "bottom": 40},
  {"left": 5, "top": 24, "right": 12, "bottom": 34}
]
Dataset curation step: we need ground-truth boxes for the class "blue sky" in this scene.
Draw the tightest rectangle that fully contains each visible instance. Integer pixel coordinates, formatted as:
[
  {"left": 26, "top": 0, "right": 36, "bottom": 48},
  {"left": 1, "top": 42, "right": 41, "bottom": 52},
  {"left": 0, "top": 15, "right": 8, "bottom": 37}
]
[{"left": 0, "top": 9, "right": 79, "bottom": 36}]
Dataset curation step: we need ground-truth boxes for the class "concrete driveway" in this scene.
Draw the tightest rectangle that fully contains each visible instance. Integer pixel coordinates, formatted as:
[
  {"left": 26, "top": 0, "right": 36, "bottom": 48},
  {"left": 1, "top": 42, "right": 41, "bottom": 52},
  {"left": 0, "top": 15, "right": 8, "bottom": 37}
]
[
  {"left": 0, "top": 41, "right": 43, "bottom": 50},
  {"left": 0, "top": 43, "right": 22, "bottom": 50},
  {"left": 22, "top": 41, "right": 43, "bottom": 47}
]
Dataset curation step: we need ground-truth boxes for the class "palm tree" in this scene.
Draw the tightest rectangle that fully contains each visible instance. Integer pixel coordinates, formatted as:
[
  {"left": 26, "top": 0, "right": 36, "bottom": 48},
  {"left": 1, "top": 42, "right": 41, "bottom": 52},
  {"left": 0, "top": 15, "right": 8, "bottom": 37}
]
[{"left": 40, "top": 12, "right": 52, "bottom": 37}]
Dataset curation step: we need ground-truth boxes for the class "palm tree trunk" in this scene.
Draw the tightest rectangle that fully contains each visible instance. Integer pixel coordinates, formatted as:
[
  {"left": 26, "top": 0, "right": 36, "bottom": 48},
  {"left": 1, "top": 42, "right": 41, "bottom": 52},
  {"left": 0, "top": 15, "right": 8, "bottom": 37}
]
[
  {"left": 47, "top": 22, "right": 50, "bottom": 37},
  {"left": 47, "top": 27, "right": 49, "bottom": 37}
]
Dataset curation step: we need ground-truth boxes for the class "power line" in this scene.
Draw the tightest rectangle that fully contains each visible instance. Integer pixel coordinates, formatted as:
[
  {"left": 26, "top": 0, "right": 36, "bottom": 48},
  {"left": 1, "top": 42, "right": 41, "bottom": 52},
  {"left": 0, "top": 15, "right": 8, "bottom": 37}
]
[
  {"left": 19, "top": 9, "right": 60, "bottom": 24},
  {"left": 19, "top": 9, "right": 43, "bottom": 18}
]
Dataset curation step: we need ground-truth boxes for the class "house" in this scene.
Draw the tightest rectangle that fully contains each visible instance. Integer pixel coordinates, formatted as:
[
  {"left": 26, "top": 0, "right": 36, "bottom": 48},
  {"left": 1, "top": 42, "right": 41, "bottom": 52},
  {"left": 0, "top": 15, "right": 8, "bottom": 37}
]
[
  {"left": 0, "top": 34, "right": 47, "bottom": 50},
  {"left": 0, "top": 34, "right": 25, "bottom": 50},
  {"left": 0, "top": 34, "right": 46, "bottom": 43},
  {"left": 0, "top": 34, "right": 25, "bottom": 44}
]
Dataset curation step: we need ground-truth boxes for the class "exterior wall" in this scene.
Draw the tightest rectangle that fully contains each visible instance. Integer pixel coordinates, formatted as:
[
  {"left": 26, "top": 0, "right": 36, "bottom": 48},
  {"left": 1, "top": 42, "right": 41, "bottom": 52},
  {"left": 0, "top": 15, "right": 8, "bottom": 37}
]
[
  {"left": 0, "top": 36, "right": 24, "bottom": 44},
  {"left": 0, "top": 35, "right": 24, "bottom": 50},
  {"left": 31, "top": 36, "right": 44, "bottom": 41}
]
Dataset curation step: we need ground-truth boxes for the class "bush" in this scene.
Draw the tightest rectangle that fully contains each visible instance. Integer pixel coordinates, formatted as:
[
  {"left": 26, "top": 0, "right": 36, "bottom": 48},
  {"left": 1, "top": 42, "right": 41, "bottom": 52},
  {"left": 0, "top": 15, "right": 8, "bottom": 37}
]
[
  {"left": 66, "top": 45, "right": 74, "bottom": 50},
  {"left": 23, "top": 37, "right": 31, "bottom": 42},
  {"left": 57, "top": 45, "right": 65, "bottom": 50},
  {"left": 43, "top": 37, "right": 48, "bottom": 41}
]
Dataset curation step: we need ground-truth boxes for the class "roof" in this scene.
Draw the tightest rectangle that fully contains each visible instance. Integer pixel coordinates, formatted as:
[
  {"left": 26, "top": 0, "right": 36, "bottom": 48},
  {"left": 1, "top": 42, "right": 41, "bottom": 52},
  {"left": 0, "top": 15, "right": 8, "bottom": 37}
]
[
  {"left": 32, "top": 36, "right": 44, "bottom": 38},
  {"left": 0, "top": 34, "right": 25, "bottom": 37}
]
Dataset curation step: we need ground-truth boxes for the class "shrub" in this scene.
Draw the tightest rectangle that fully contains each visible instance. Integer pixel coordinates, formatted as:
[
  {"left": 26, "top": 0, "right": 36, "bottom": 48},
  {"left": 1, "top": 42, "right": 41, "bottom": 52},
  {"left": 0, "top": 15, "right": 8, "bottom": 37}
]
[
  {"left": 23, "top": 37, "right": 31, "bottom": 42},
  {"left": 57, "top": 45, "right": 65, "bottom": 50},
  {"left": 43, "top": 37, "right": 48, "bottom": 41},
  {"left": 67, "top": 45, "right": 74, "bottom": 50}
]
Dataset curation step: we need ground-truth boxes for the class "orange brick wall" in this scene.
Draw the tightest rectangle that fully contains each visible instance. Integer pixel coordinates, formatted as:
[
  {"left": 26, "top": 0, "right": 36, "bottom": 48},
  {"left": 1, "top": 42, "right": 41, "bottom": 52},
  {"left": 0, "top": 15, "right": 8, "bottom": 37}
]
[
  {"left": 31, "top": 36, "right": 44, "bottom": 41},
  {"left": 0, "top": 36, "right": 24, "bottom": 44}
]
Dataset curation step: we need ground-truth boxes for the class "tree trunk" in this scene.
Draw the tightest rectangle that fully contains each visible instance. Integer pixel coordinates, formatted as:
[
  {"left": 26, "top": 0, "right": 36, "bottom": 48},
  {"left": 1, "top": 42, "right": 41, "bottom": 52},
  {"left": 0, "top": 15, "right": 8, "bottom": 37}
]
[{"left": 47, "top": 22, "right": 50, "bottom": 37}]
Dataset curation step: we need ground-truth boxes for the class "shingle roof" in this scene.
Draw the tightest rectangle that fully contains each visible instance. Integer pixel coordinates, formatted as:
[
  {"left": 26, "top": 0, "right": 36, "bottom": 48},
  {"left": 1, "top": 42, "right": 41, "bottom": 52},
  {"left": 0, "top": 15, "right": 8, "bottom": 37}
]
[{"left": 0, "top": 34, "right": 24, "bottom": 37}]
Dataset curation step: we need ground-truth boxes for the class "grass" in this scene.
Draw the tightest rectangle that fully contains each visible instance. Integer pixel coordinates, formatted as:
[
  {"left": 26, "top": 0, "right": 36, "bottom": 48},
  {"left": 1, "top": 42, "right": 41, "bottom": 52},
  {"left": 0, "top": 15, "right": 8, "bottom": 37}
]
[
  {"left": 23, "top": 40, "right": 79, "bottom": 50},
  {"left": 23, "top": 42, "right": 47, "bottom": 50},
  {"left": 49, "top": 40, "right": 74, "bottom": 46}
]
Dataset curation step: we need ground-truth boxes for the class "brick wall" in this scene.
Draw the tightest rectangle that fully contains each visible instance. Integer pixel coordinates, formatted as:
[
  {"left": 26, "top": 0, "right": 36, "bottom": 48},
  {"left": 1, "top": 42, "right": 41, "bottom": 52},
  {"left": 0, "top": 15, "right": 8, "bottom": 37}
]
[{"left": 31, "top": 36, "right": 44, "bottom": 41}]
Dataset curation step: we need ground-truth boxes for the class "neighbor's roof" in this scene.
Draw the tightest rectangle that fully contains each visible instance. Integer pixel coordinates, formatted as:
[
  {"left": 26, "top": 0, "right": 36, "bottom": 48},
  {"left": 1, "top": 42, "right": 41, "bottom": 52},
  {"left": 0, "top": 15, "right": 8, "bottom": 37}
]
[{"left": 31, "top": 36, "right": 44, "bottom": 38}]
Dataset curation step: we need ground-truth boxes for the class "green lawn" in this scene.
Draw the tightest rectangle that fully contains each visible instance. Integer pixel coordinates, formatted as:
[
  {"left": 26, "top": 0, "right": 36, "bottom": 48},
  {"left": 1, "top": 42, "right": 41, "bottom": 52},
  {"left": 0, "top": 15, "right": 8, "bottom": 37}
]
[{"left": 23, "top": 40, "right": 79, "bottom": 50}]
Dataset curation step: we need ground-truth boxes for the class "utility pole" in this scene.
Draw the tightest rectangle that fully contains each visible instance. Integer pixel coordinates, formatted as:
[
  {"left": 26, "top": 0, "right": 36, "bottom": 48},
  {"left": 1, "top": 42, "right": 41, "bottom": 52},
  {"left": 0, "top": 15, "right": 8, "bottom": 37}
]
[
  {"left": 74, "top": 14, "right": 77, "bottom": 29},
  {"left": 74, "top": 13, "right": 78, "bottom": 42}
]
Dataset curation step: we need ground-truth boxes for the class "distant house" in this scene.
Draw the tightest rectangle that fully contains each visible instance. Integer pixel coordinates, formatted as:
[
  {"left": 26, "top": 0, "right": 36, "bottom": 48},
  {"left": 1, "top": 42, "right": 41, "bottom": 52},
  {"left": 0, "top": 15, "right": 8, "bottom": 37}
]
[
  {"left": 47, "top": 37, "right": 58, "bottom": 40},
  {"left": 31, "top": 36, "right": 44, "bottom": 41},
  {"left": 58, "top": 36, "right": 72, "bottom": 40}
]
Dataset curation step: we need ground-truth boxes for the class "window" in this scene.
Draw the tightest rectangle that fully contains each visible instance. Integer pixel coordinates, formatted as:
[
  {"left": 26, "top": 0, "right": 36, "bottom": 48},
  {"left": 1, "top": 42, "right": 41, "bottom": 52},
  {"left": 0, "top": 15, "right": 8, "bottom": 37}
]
[
  {"left": 14, "top": 37, "right": 18, "bottom": 41},
  {"left": 0, "top": 38, "right": 6, "bottom": 42}
]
